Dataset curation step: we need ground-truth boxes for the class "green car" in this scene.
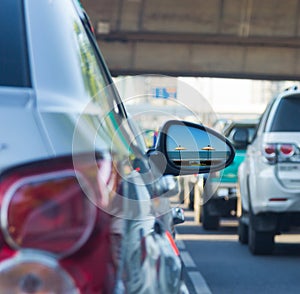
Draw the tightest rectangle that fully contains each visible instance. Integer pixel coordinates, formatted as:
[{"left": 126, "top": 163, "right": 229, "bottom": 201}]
[{"left": 200, "top": 120, "right": 258, "bottom": 230}]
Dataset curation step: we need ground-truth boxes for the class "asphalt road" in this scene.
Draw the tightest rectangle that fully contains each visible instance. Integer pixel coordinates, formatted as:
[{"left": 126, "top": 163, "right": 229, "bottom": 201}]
[{"left": 176, "top": 209, "right": 300, "bottom": 294}]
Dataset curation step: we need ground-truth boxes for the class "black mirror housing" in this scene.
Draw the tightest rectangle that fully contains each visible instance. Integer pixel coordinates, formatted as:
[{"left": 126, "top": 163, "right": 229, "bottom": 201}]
[{"left": 149, "top": 120, "right": 235, "bottom": 176}]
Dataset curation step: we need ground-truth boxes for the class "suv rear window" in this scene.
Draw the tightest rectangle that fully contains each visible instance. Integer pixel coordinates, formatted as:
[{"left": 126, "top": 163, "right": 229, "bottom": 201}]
[
  {"left": 270, "top": 96, "right": 300, "bottom": 132},
  {"left": 0, "top": 1, "right": 31, "bottom": 87}
]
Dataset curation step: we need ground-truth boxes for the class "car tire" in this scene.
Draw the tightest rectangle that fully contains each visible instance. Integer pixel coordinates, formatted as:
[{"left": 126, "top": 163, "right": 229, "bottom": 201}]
[
  {"left": 202, "top": 203, "right": 219, "bottom": 230},
  {"left": 238, "top": 218, "right": 248, "bottom": 244},
  {"left": 248, "top": 218, "right": 274, "bottom": 255}
]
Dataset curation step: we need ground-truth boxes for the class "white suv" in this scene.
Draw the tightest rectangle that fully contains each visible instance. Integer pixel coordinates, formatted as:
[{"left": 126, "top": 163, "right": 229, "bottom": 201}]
[{"left": 238, "top": 86, "right": 300, "bottom": 255}]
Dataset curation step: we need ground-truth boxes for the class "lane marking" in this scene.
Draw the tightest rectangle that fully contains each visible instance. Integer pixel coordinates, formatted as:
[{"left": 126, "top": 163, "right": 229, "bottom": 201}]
[
  {"left": 180, "top": 251, "right": 196, "bottom": 268},
  {"left": 275, "top": 234, "right": 300, "bottom": 243},
  {"left": 188, "top": 271, "right": 212, "bottom": 294},
  {"left": 177, "top": 236, "right": 213, "bottom": 294},
  {"left": 175, "top": 226, "right": 213, "bottom": 294},
  {"left": 176, "top": 234, "right": 238, "bottom": 241},
  {"left": 176, "top": 239, "right": 186, "bottom": 250}
]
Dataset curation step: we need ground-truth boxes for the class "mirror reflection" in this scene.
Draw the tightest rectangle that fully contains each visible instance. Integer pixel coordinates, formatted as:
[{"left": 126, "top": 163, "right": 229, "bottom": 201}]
[{"left": 166, "top": 124, "right": 231, "bottom": 168}]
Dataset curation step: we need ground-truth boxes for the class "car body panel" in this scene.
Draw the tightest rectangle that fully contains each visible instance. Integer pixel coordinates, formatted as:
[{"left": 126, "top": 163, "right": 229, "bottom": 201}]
[
  {"left": 206, "top": 121, "right": 257, "bottom": 198},
  {"left": 197, "top": 121, "right": 253, "bottom": 229},
  {"left": 0, "top": 0, "right": 235, "bottom": 289},
  {"left": 238, "top": 89, "right": 300, "bottom": 238},
  {"left": 0, "top": 0, "right": 186, "bottom": 292},
  {"left": 211, "top": 150, "right": 246, "bottom": 184},
  {"left": 240, "top": 131, "right": 300, "bottom": 215}
]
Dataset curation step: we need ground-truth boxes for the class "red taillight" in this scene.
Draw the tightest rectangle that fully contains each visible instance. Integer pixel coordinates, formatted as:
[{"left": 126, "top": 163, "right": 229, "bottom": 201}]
[
  {"left": 263, "top": 143, "right": 277, "bottom": 163},
  {"left": 2, "top": 171, "right": 96, "bottom": 257},
  {"left": 263, "top": 143, "right": 298, "bottom": 164},
  {"left": 264, "top": 144, "right": 276, "bottom": 155},
  {"left": 279, "top": 144, "right": 295, "bottom": 157},
  {"left": 0, "top": 153, "right": 113, "bottom": 258}
]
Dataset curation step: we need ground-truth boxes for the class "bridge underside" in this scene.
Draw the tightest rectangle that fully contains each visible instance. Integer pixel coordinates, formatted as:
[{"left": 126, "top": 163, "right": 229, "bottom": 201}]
[{"left": 82, "top": 0, "right": 300, "bottom": 80}]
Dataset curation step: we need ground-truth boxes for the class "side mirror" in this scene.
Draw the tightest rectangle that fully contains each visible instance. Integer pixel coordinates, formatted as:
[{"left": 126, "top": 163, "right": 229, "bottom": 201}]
[
  {"left": 232, "top": 128, "right": 249, "bottom": 149},
  {"left": 172, "top": 207, "right": 185, "bottom": 225},
  {"left": 149, "top": 120, "right": 235, "bottom": 176}
]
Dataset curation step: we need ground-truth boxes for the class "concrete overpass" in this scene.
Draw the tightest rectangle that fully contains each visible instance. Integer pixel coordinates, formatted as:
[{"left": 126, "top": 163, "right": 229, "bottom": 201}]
[{"left": 82, "top": 0, "right": 300, "bottom": 80}]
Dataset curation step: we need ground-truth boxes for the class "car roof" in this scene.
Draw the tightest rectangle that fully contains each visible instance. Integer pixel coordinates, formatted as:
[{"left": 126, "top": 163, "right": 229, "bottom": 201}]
[
  {"left": 228, "top": 119, "right": 259, "bottom": 125},
  {"left": 277, "top": 86, "right": 300, "bottom": 100}
]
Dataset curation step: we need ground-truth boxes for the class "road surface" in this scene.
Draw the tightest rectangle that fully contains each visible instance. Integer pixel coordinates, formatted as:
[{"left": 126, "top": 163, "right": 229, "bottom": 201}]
[{"left": 177, "top": 209, "right": 300, "bottom": 294}]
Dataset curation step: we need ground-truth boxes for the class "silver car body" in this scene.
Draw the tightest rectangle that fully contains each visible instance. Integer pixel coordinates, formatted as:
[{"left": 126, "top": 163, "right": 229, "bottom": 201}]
[{"left": 0, "top": 0, "right": 183, "bottom": 292}]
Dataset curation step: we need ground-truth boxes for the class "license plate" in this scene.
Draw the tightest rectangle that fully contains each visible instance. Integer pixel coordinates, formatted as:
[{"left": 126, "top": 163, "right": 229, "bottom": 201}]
[
  {"left": 278, "top": 163, "right": 300, "bottom": 184},
  {"left": 279, "top": 164, "right": 300, "bottom": 172},
  {"left": 278, "top": 164, "right": 300, "bottom": 185}
]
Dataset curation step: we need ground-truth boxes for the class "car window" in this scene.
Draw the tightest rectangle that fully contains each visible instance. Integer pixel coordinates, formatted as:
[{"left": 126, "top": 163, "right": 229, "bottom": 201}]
[
  {"left": 0, "top": 0, "right": 31, "bottom": 87},
  {"left": 73, "top": 19, "right": 115, "bottom": 114},
  {"left": 270, "top": 97, "right": 300, "bottom": 132},
  {"left": 78, "top": 14, "right": 148, "bottom": 155},
  {"left": 247, "top": 127, "right": 256, "bottom": 142},
  {"left": 73, "top": 6, "right": 148, "bottom": 158}
]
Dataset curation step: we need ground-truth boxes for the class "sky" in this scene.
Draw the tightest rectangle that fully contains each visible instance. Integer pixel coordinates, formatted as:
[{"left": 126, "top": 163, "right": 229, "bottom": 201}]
[{"left": 178, "top": 77, "right": 300, "bottom": 118}]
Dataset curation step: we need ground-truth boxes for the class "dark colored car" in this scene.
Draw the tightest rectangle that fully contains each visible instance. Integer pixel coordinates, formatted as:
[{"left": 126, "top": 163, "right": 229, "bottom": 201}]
[{"left": 200, "top": 120, "right": 258, "bottom": 230}]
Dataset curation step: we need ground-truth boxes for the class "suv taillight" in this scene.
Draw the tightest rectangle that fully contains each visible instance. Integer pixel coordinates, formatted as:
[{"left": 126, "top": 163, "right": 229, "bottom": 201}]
[
  {"left": 263, "top": 143, "right": 298, "bottom": 164},
  {"left": 263, "top": 144, "right": 277, "bottom": 163},
  {"left": 0, "top": 153, "right": 110, "bottom": 258},
  {"left": 279, "top": 144, "right": 295, "bottom": 157}
]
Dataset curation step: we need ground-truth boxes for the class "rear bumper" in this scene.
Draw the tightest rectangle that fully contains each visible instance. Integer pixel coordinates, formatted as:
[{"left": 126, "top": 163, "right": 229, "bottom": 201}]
[
  {"left": 252, "top": 166, "right": 300, "bottom": 215},
  {"left": 251, "top": 211, "right": 300, "bottom": 233},
  {"left": 206, "top": 196, "right": 237, "bottom": 217},
  {"left": 205, "top": 180, "right": 238, "bottom": 199},
  {"left": 203, "top": 180, "right": 238, "bottom": 217}
]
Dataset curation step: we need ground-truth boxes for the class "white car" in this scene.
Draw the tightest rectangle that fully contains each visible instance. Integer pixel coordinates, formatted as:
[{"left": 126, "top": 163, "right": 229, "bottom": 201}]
[
  {"left": 238, "top": 86, "right": 300, "bottom": 255},
  {"left": 0, "top": 1, "right": 235, "bottom": 292}
]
